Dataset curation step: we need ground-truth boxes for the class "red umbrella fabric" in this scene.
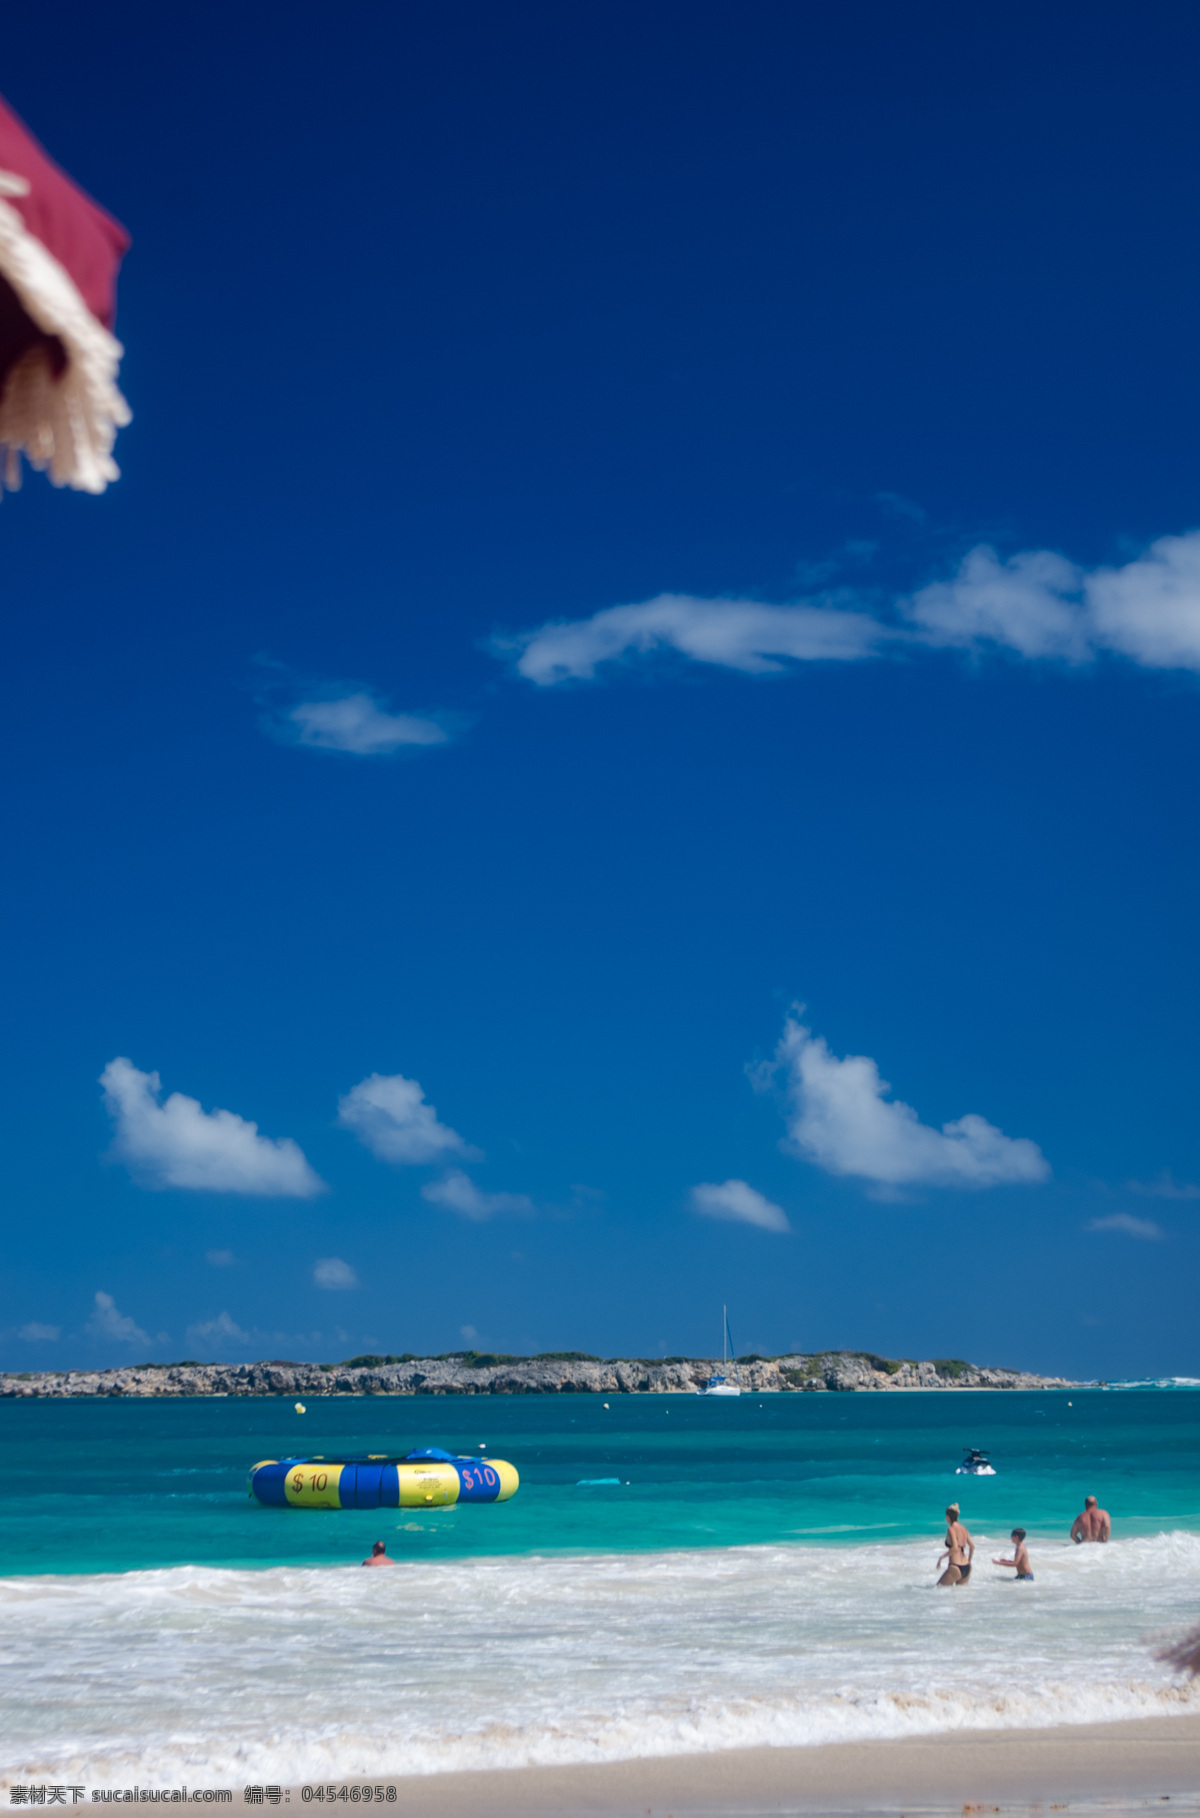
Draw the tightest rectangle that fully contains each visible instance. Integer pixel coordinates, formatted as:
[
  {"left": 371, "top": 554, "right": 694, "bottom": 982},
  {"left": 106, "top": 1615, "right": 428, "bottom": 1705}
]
[{"left": 0, "top": 94, "right": 130, "bottom": 494}]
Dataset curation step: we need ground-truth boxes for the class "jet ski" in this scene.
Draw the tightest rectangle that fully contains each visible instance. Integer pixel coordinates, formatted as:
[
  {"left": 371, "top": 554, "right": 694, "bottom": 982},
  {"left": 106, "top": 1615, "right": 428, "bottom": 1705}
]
[{"left": 955, "top": 1448, "right": 996, "bottom": 1476}]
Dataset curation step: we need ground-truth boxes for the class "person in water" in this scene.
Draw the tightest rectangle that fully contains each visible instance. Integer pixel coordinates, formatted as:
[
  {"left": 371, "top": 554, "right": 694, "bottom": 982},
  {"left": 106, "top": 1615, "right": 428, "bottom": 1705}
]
[
  {"left": 362, "top": 1540, "right": 395, "bottom": 1566},
  {"left": 1070, "top": 1495, "right": 1111, "bottom": 1544},
  {"left": 993, "top": 1528, "right": 1034, "bottom": 1580},
  {"left": 937, "top": 1503, "right": 975, "bottom": 1585}
]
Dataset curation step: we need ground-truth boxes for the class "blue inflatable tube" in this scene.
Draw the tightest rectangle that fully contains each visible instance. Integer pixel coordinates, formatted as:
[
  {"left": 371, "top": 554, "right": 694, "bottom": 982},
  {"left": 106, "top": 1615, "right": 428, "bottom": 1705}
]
[{"left": 249, "top": 1446, "right": 519, "bottom": 1510}]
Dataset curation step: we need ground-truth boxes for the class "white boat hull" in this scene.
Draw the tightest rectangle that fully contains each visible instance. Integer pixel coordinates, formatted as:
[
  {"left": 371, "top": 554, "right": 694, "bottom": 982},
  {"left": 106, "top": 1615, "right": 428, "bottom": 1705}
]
[{"left": 698, "top": 1384, "right": 742, "bottom": 1396}]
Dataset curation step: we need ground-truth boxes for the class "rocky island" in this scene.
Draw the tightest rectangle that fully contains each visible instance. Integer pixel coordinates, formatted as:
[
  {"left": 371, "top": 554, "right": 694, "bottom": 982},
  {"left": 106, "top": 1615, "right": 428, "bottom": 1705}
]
[{"left": 0, "top": 1348, "right": 1077, "bottom": 1398}]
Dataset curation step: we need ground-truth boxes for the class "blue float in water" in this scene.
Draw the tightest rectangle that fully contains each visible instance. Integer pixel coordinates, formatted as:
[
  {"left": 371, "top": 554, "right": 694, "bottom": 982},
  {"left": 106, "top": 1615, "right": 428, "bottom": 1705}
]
[{"left": 249, "top": 1447, "right": 519, "bottom": 1510}]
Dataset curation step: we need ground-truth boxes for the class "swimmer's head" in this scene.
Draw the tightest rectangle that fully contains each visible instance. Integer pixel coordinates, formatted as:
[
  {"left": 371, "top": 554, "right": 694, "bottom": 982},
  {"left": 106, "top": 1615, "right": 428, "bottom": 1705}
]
[
  {"left": 945, "top": 1504, "right": 960, "bottom": 1520},
  {"left": 1011, "top": 1528, "right": 1026, "bottom": 1541},
  {"left": 372, "top": 1540, "right": 387, "bottom": 1556},
  {"left": 1085, "top": 1496, "right": 1097, "bottom": 1508}
]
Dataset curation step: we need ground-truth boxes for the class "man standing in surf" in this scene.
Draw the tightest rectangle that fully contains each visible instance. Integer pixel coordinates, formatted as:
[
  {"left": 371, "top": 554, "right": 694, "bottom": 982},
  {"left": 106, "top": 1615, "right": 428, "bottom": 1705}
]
[
  {"left": 937, "top": 1503, "right": 975, "bottom": 1585},
  {"left": 1071, "top": 1495, "right": 1112, "bottom": 1543}
]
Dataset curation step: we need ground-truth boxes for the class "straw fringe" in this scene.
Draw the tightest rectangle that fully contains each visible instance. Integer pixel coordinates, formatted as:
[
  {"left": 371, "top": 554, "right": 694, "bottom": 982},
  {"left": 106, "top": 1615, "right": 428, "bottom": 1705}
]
[
  {"left": 0, "top": 175, "right": 130, "bottom": 495},
  {"left": 1160, "top": 1621, "right": 1200, "bottom": 1678}
]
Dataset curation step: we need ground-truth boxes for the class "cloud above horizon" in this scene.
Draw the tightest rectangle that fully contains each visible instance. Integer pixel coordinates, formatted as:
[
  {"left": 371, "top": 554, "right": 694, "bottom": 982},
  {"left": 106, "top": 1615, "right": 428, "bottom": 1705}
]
[
  {"left": 338, "top": 1072, "right": 474, "bottom": 1166},
  {"left": 87, "top": 1290, "right": 149, "bottom": 1347},
  {"left": 759, "top": 1013, "right": 1049, "bottom": 1192},
  {"left": 187, "top": 1310, "right": 251, "bottom": 1344},
  {"left": 19, "top": 1321, "right": 61, "bottom": 1341},
  {"left": 101, "top": 1058, "right": 326, "bottom": 1197},
  {"left": 1086, "top": 1212, "right": 1165, "bottom": 1240},
  {"left": 421, "top": 1170, "right": 534, "bottom": 1221},
  {"left": 502, "top": 593, "right": 886, "bottom": 684},
  {"left": 287, "top": 692, "right": 448, "bottom": 755},
  {"left": 313, "top": 1256, "right": 359, "bottom": 1289},
  {"left": 690, "top": 1178, "right": 790, "bottom": 1232},
  {"left": 1128, "top": 1172, "right": 1200, "bottom": 1200},
  {"left": 502, "top": 528, "right": 1200, "bottom": 686}
]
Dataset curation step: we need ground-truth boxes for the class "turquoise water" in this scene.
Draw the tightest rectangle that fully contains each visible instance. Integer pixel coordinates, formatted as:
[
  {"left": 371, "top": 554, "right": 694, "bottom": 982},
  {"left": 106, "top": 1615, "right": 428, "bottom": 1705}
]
[
  {"left": 3, "top": 1388, "right": 1200, "bottom": 1780},
  {"left": 2, "top": 1386, "right": 1197, "bottom": 1574}
]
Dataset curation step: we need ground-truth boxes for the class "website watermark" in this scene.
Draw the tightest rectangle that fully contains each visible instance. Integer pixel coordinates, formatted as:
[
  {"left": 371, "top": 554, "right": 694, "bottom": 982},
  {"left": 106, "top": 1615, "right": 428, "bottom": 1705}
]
[
  {"left": 7, "top": 1792, "right": 400, "bottom": 1808},
  {"left": 8, "top": 1795, "right": 233, "bottom": 1807}
]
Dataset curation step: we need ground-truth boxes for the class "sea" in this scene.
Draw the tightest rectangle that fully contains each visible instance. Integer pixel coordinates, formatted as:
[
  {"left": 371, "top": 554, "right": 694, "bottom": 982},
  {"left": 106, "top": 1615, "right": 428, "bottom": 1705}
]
[{"left": 1, "top": 1385, "right": 1198, "bottom": 1785}]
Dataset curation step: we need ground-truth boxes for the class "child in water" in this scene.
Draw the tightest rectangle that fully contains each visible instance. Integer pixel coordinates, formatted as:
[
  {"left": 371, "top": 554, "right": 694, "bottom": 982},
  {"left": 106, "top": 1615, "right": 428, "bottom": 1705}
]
[{"left": 993, "top": 1528, "right": 1034, "bottom": 1580}]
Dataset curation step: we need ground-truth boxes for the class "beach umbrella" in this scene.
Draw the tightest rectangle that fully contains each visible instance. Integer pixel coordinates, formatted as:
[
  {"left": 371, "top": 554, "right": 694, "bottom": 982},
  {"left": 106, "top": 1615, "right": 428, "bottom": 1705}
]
[{"left": 0, "top": 92, "right": 130, "bottom": 495}]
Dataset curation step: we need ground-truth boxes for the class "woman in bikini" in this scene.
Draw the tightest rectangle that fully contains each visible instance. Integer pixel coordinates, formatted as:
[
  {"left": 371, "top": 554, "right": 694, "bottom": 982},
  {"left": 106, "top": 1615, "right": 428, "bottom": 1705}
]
[{"left": 936, "top": 1503, "right": 975, "bottom": 1586}]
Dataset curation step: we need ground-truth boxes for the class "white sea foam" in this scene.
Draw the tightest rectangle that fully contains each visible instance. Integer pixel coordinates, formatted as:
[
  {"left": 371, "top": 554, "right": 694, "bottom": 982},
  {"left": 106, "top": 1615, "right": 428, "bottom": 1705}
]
[
  {"left": 2, "top": 1533, "right": 1199, "bottom": 1783},
  {"left": 1107, "top": 1377, "right": 1200, "bottom": 1390}
]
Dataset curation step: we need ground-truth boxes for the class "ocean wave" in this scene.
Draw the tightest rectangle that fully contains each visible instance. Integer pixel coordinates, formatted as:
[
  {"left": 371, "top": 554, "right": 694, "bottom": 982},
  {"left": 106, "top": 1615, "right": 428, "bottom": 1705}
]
[
  {"left": 1104, "top": 1377, "right": 1200, "bottom": 1389},
  {"left": 2, "top": 1676, "right": 1197, "bottom": 1786},
  {"left": 3, "top": 1536, "right": 1199, "bottom": 1784}
]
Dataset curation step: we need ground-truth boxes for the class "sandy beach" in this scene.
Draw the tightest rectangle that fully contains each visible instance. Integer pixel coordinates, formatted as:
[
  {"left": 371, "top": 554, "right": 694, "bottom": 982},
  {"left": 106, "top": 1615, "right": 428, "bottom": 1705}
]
[{"left": 341, "top": 1715, "right": 1200, "bottom": 1816}]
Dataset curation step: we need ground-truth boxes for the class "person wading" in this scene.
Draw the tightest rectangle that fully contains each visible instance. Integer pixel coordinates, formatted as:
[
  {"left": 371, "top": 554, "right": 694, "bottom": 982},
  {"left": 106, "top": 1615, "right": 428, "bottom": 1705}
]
[
  {"left": 937, "top": 1503, "right": 975, "bottom": 1586},
  {"left": 1070, "top": 1495, "right": 1111, "bottom": 1544},
  {"left": 993, "top": 1527, "right": 1034, "bottom": 1580}
]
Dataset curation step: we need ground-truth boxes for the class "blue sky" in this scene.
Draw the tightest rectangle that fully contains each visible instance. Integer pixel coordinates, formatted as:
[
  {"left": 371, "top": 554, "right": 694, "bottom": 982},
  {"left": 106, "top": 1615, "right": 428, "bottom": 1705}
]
[{"left": 2, "top": 0, "right": 1198, "bottom": 1379}]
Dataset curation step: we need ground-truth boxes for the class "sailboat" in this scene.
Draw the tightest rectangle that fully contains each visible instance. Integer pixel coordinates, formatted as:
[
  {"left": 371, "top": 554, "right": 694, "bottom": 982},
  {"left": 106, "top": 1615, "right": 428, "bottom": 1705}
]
[{"left": 697, "top": 1306, "right": 742, "bottom": 1396}]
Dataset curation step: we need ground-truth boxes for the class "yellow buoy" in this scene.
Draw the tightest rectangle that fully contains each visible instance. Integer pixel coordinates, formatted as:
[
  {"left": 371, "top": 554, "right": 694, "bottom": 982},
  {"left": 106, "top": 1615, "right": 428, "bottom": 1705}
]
[{"left": 295, "top": 1402, "right": 306, "bottom": 1413}]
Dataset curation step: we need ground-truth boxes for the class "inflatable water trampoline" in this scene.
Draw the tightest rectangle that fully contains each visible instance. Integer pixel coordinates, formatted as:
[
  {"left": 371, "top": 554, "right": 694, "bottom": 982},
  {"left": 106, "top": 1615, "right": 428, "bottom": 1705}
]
[{"left": 249, "top": 1447, "right": 519, "bottom": 1510}]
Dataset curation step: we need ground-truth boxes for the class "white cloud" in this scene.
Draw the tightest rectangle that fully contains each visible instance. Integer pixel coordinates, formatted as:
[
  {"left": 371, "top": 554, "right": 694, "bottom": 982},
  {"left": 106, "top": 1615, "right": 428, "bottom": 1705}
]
[
  {"left": 187, "top": 1310, "right": 250, "bottom": 1343},
  {"left": 1128, "top": 1172, "right": 1200, "bottom": 1200},
  {"left": 19, "top": 1321, "right": 60, "bottom": 1341},
  {"left": 905, "top": 546, "right": 1090, "bottom": 660},
  {"left": 504, "top": 593, "right": 886, "bottom": 685},
  {"left": 314, "top": 1256, "right": 359, "bottom": 1289},
  {"left": 1086, "top": 533, "right": 1200, "bottom": 669},
  {"left": 338, "top": 1072, "right": 474, "bottom": 1166},
  {"left": 501, "top": 527, "right": 1200, "bottom": 687},
  {"left": 206, "top": 1248, "right": 235, "bottom": 1266},
  {"left": 87, "top": 1291, "right": 150, "bottom": 1347},
  {"left": 289, "top": 693, "right": 447, "bottom": 754},
  {"left": 421, "top": 1170, "right": 533, "bottom": 1222},
  {"left": 690, "top": 1179, "right": 790, "bottom": 1233},
  {"left": 906, "top": 531, "right": 1200, "bottom": 671},
  {"left": 1086, "top": 1212, "right": 1165, "bottom": 1241},
  {"left": 763, "top": 1012, "right": 1050, "bottom": 1191},
  {"left": 101, "top": 1058, "right": 326, "bottom": 1197}
]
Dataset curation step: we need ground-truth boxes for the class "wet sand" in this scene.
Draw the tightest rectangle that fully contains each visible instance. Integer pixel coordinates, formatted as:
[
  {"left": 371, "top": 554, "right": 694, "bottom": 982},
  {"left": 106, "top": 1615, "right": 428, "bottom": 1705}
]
[{"left": 322, "top": 1713, "right": 1200, "bottom": 1816}]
